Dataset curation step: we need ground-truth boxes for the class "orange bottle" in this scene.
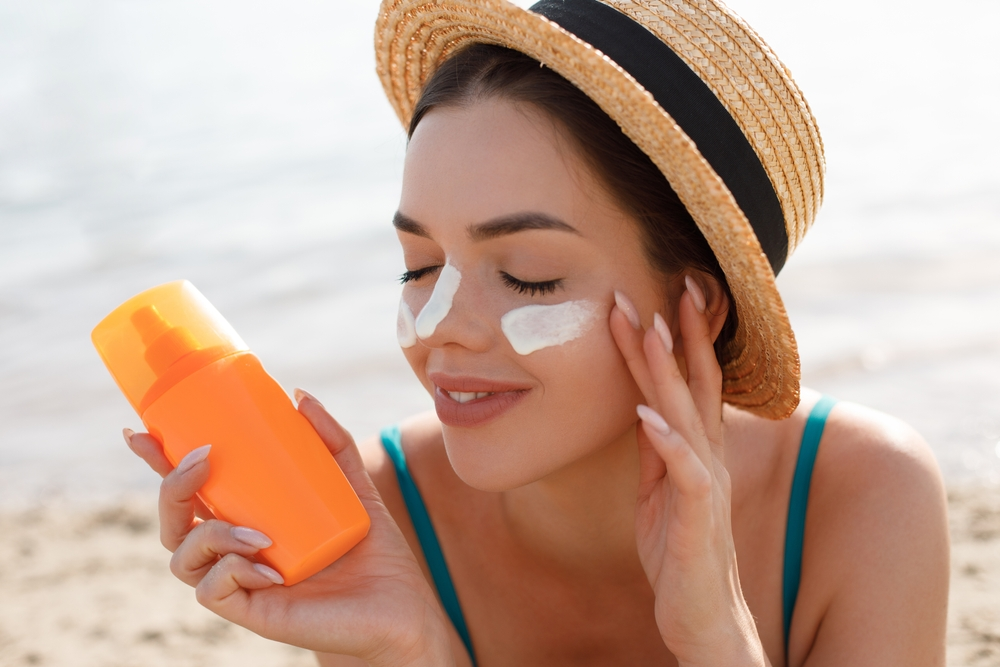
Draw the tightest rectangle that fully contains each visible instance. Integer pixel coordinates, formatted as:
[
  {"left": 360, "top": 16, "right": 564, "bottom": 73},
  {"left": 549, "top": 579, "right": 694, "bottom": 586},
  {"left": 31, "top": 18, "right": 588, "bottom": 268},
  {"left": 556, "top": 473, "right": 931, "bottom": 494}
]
[{"left": 92, "top": 280, "right": 370, "bottom": 585}]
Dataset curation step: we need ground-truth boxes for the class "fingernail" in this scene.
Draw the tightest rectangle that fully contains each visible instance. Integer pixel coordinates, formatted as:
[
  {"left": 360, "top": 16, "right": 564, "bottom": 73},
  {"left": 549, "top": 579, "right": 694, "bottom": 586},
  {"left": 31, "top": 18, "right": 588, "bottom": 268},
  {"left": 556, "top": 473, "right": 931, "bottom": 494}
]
[
  {"left": 253, "top": 563, "right": 284, "bottom": 585},
  {"left": 685, "top": 275, "right": 706, "bottom": 314},
  {"left": 232, "top": 526, "right": 272, "bottom": 550},
  {"left": 122, "top": 428, "right": 135, "bottom": 448},
  {"left": 294, "top": 388, "right": 322, "bottom": 407},
  {"left": 176, "top": 444, "right": 211, "bottom": 474},
  {"left": 614, "top": 290, "right": 641, "bottom": 330},
  {"left": 653, "top": 312, "right": 673, "bottom": 353},
  {"left": 637, "top": 404, "right": 671, "bottom": 435}
]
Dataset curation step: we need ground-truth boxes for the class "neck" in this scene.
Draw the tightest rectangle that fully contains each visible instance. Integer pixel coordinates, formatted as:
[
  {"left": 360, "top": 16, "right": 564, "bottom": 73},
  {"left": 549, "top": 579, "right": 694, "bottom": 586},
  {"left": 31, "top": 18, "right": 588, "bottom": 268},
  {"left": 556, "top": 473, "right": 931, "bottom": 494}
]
[{"left": 500, "top": 423, "right": 645, "bottom": 578}]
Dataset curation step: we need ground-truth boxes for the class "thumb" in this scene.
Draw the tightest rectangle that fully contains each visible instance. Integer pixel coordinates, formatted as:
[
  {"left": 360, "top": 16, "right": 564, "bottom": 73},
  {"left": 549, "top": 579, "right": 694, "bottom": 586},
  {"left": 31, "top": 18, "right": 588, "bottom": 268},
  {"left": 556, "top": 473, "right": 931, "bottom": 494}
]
[{"left": 294, "top": 389, "right": 379, "bottom": 504}]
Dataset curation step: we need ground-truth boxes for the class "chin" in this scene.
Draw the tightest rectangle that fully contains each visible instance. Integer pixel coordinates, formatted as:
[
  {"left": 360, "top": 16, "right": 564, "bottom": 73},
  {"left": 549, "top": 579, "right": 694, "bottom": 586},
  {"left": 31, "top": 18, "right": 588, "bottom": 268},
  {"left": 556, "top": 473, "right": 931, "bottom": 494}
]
[
  {"left": 440, "top": 403, "right": 634, "bottom": 491},
  {"left": 441, "top": 421, "right": 571, "bottom": 492}
]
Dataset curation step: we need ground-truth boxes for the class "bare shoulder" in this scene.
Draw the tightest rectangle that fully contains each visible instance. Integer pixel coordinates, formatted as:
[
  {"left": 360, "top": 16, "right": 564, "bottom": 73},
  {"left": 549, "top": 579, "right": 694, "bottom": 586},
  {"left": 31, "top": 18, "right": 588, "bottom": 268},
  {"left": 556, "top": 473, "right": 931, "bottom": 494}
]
[
  {"left": 813, "top": 400, "right": 945, "bottom": 508},
  {"left": 811, "top": 400, "right": 948, "bottom": 548},
  {"left": 791, "top": 397, "right": 949, "bottom": 665},
  {"left": 807, "top": 398, "right": 948, "bottom": 583}
]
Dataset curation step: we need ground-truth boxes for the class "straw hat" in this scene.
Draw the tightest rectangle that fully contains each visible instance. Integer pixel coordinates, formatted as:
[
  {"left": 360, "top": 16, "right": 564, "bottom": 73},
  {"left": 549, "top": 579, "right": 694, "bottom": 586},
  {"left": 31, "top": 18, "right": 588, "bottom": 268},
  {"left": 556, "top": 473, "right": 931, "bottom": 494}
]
[{"left": 375, "top": 0, "right": 825, "bottom": 419}]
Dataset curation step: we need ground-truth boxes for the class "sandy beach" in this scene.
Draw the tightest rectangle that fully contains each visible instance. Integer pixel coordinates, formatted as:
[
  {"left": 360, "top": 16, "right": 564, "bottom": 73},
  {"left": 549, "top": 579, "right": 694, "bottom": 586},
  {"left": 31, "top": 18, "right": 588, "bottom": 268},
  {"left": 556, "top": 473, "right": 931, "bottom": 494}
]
[
  {"left": 0, "top": 486, "right": 996, "bottom": 666},
  {"left": 949, "top": 486, "right": 1000, "bottom": 665}
]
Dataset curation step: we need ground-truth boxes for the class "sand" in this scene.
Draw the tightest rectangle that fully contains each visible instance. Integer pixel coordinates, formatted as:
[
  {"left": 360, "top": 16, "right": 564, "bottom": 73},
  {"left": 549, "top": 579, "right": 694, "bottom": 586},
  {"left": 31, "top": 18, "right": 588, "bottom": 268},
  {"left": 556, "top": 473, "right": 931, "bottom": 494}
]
[
  {"left": 947, "top": 486, "right": 1000, "bottom": 665},
  {"left": 0, "top": 498, "right": 314, "bottom": 667},
  {"left": 1, "top": 487, "right": 998, "bottom": 666}
]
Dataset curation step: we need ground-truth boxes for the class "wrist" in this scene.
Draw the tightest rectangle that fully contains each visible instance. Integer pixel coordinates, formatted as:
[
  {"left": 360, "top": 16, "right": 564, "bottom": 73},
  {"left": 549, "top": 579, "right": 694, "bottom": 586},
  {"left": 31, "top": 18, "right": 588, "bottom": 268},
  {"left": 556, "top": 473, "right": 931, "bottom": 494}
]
[
  {"left": 676, "top": 608, "right": 767, "bottom": 667},
  {"left": 367, "top": 603, "right": 456, "bottom": 667}
]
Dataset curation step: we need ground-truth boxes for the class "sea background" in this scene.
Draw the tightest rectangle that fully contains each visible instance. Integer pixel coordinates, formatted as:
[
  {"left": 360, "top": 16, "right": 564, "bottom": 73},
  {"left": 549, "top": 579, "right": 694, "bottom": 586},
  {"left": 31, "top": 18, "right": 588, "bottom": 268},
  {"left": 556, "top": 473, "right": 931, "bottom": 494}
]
[{"left": 0, "top": 0, "right": 998, "bottom": 508}]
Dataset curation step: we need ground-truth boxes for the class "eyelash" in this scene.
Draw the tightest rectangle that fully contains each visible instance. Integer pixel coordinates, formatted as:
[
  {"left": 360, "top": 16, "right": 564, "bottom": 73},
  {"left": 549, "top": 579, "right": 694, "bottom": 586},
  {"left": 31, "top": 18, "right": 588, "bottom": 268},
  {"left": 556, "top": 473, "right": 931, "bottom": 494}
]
[
  {"left": 399, "top": 266, "right": 439, "bottom": 284},
  {"left": 501, "top": 272, "right": 562, "bottom": 296},
  {"left": 398, "top": 266, "right": 562, "bottom": 297}
]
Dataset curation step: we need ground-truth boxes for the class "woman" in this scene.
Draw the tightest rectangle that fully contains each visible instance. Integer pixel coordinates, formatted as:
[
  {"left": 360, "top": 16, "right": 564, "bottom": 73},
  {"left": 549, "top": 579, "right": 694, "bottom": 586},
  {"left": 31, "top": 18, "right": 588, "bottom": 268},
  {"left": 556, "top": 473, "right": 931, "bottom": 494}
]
[{"left": 124, "top": 0, "right": 950, "bottom": 664}]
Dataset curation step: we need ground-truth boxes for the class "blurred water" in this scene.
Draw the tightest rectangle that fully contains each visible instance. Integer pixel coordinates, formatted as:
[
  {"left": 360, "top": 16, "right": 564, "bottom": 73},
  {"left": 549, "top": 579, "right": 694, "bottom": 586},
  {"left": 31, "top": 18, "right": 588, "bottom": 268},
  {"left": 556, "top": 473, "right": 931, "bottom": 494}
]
[{"left": 0, "top": 0, "right": 998, "bottom": 506}]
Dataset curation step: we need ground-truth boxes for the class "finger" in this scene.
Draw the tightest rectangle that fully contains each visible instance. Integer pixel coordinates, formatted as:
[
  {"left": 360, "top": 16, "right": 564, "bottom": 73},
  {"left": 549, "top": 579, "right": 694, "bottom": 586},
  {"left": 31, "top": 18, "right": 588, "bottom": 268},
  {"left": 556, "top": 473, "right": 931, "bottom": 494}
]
[
  {"left": 196, "top": 553, "right": 284, "bottom": 619},
  {"left": 610, "top": 291, "right": 658, "bottom": 405},
  {"left": 643, "top": 315, "right": 712, "bottom": 466},
  {"left": 125, "top": 429, "right": 174, "bottom": 477},
  {"left": 170, "top": 520, "right": 271, "bottom": 587},
  {"left": 294, "top": 389, "right": 380, "bottom": 504},
  {"left": 125, "top": 430, "right": 216, "bottom": 520},
  {"left": 637, "top": 405, "right": 711, "bottom": 499},
  {"left": 635, "top": 420, "right": 667, "bottom": 495},
  {"left": 679, "top": 276, "right": 723, "bottom": 442},
  {"left": 159, "top": 445, "right": 212, "bottom": 552}
]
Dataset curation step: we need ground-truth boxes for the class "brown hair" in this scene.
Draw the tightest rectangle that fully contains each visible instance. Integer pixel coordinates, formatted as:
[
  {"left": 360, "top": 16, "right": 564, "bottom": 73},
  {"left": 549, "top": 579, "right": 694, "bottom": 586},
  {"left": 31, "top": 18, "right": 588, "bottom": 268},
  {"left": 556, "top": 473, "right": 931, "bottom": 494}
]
[{"left": 409, "top": 43, "right": 737, "bottom": 361}]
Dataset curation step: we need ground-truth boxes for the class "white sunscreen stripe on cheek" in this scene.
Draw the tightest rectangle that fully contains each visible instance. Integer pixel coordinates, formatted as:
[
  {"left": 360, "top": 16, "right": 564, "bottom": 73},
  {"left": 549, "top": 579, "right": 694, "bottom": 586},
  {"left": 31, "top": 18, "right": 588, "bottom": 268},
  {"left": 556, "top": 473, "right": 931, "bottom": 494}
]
[
  {"left": 500, "top": 300, "right": 600, "bottom": 355},
  {"left": 397, "top": 299, "right": 417, "bottom": 348},
  {"left": 414, "top": 263, "right": 462, "bottom": 339}
]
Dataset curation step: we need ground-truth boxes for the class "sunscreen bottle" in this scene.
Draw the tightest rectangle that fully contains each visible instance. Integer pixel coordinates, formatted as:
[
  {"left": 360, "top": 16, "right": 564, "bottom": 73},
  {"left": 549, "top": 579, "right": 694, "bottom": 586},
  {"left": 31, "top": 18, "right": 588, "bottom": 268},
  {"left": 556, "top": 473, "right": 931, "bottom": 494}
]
[{"left": 92, "top": 280, "right": 370, "bottom": 585}]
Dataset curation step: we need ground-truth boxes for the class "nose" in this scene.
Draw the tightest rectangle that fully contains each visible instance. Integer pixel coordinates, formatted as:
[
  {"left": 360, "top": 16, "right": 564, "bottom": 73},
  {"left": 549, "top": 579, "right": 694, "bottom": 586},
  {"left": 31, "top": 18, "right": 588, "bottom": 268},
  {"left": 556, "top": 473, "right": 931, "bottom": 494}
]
[
  {"left": 413, "top": 263, "right": 492, "bottom": 352},
  {"left": 415, "top": 263, "right": 462, "bottom": 339}
]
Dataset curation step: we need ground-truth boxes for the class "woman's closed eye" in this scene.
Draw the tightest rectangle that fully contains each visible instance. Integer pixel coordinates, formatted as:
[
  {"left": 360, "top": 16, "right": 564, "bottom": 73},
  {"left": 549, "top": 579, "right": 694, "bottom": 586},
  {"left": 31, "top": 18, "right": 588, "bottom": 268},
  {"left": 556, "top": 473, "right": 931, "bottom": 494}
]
[
  {"left": 399, "top": 265, "right": 440, "bottom": 284},
  {"left": 501, "top": 271, "right": 562, "bottom": 297}
]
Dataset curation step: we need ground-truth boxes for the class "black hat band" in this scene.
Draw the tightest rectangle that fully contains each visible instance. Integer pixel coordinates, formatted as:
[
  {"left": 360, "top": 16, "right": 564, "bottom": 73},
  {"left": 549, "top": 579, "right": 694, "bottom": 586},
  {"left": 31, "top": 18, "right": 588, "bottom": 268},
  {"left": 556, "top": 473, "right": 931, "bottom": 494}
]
[{"left": 529, "top": 0, "right": 788, "bottom": 274}]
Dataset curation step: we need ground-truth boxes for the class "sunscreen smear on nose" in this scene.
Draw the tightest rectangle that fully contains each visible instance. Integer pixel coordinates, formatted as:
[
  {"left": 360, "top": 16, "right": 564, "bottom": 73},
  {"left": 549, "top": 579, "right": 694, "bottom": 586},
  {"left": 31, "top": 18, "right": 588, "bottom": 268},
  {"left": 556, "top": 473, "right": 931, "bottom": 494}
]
[
  {"left": 501, "top": 300, "right": 599, "bottom": 355},
  {"left": 415, "top": 263, "right": 461, "bottom": 339},
  {"left": 397, "top": 300, "right": 417, "bottom": 348},
  {"left": 91, "top": 281, "right": 370, "bottom": 586}
]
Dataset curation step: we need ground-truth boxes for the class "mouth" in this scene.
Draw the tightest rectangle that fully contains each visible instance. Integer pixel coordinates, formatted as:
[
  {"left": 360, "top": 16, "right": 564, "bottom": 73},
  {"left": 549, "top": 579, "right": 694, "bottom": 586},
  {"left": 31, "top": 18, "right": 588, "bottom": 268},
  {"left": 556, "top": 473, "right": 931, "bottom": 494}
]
[
  {"left": 444, "top": 390, "right": 497, "bottom": 404},
  {"left": 428, "top": 373, "right": 531, "bottom": 428}
]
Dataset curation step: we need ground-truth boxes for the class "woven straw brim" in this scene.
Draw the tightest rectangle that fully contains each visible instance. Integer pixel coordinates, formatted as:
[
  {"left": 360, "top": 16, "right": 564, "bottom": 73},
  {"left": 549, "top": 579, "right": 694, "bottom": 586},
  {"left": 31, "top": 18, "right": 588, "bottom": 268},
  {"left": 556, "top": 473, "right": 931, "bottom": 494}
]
[{"left": 376, "top": 0, "right": 807, "bottom": 419}]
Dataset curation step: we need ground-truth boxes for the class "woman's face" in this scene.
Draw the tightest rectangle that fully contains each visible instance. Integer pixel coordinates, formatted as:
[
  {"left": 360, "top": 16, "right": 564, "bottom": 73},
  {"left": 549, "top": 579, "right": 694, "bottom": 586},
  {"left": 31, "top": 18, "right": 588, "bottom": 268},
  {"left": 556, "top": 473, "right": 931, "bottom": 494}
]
[{"left": 396, "top": 98, "right": 668, "bottom": 491}]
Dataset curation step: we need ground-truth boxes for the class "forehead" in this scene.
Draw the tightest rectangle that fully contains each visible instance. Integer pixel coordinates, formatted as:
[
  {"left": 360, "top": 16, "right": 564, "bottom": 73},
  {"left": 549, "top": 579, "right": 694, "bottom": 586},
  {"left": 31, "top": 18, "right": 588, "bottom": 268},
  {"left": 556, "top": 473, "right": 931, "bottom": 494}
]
[{"left": 400, "top": 99, "right": 624, "bottom": 239}]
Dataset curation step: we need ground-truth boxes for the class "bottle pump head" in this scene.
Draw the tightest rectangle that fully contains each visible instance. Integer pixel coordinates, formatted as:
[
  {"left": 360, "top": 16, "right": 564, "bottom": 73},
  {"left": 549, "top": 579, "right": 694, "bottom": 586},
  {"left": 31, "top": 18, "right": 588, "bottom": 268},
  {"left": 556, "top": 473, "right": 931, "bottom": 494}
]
[{"left": 92, "top": 281, "right": 248, "bottom": 414}]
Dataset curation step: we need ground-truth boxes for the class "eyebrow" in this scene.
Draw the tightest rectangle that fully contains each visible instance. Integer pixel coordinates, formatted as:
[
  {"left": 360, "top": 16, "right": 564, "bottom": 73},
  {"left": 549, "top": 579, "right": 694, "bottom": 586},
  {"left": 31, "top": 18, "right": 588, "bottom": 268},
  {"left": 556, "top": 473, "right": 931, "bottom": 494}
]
[{"left": 392, "top": 211, "right": 579, "bottom": 241}]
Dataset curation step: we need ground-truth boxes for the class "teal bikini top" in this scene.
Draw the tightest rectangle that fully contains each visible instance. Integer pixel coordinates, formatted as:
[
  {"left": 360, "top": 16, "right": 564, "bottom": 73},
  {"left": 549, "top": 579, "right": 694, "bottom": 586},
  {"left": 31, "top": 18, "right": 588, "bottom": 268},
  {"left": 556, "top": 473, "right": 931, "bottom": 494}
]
[{"left": 380, "top": 395, "right": 837, "bottom": 664}]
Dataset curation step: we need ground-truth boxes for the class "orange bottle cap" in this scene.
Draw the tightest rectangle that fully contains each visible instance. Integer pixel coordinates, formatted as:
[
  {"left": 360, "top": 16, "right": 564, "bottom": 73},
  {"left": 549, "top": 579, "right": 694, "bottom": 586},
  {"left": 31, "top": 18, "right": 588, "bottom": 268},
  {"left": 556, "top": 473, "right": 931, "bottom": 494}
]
[{"left": 92, "top": 280, "right": 249, "bottom": 414}]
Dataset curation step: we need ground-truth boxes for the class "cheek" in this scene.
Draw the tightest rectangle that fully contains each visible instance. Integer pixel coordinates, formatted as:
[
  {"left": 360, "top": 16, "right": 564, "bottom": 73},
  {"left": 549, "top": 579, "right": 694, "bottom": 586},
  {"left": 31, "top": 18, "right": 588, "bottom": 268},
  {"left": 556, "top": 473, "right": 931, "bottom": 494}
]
[
  {"left": 445, "top": 314, "right": 643, "bottom": 491},
  {"left": 533, "top": 317, "right": 642, "bottom": 442},
  {"left": 500, "top": 300, "right": 598, "bottom": 355}
]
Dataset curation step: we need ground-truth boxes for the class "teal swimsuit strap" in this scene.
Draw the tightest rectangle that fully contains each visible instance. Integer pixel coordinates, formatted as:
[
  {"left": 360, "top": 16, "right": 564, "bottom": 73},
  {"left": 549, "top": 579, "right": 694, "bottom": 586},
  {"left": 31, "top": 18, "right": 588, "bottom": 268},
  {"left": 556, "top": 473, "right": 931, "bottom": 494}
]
[
  {"left": 379, "top": 426, "right": 477, "bottom": 666},
  {"left": 782, "top": 395, "right": 837, "bottom": 653}
]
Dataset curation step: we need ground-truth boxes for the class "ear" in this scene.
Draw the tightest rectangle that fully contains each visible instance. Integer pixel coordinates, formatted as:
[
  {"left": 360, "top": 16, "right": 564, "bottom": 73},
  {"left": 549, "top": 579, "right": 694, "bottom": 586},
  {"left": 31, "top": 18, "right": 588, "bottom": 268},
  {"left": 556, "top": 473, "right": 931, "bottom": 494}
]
[{"left": 691, "top": 273, "right": 730, "bottom": 344}]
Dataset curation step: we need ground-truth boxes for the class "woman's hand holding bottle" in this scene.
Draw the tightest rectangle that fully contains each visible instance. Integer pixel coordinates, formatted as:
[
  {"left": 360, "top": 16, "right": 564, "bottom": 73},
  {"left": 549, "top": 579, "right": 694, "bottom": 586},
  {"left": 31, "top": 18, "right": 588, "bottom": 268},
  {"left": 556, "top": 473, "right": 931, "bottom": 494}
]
[
  {"left": 611, "top": 279, "right": 770, "bottom": 667},
  {"left": 125, "top": 391, "right": 456, "bottom": 667}
]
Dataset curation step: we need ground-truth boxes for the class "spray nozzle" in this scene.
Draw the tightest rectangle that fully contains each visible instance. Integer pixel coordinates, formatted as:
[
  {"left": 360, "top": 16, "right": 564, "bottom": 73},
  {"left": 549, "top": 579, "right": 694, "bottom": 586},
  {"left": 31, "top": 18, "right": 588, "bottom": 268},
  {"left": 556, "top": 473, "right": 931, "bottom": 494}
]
[{"left": 131, "top": 305, "right": 201, "bottom": 376}]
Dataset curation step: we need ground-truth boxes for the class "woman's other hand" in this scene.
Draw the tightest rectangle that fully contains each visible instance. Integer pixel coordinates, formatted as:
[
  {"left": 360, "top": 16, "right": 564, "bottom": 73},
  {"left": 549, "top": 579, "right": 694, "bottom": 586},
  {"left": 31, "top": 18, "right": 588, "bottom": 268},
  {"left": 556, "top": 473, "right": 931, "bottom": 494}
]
[
  {"left": 124, "top": 392, "right": 456, "bottom": 667},
  {"left": 611, "top": 278, "right": 768, "bottom": 667}
]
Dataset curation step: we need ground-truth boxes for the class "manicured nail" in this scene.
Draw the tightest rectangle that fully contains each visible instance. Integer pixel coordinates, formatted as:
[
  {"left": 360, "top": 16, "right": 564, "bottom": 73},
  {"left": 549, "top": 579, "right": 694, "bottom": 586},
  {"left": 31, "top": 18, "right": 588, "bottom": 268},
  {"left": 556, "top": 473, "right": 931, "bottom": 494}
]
[
  {"left": 637, "top": 404, "right": 671, "bottom": 436},
  {"left": 122, "top": 428, "right": 135, "bottom": 448},
  {"left": 685, "top": 275, "right": 706, "bottom": 314},
  {"left": 653, "top": 312, "right": 673, "bottom": 353},
  {"left": 232, "top": 526, "right": 272, "bottom": 549},
  {"left": 614, "top": 290, "right": 641, "bottom": 330},
  {"left": 253, "top": 563, "right": 284, "bottom": 585},
  {"left": 294, "top": 388, "right": 322, "bottom": 407},
  {"left": 176, "top": 444, "right": 211, "bottom": 475}
]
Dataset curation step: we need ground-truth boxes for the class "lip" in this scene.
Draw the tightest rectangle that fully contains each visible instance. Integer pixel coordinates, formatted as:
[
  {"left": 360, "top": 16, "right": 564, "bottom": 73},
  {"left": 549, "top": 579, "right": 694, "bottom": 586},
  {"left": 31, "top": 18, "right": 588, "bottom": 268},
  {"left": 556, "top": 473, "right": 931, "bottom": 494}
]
[{"left": 428, "top": 372, "right": 531, "bottom": 428}]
